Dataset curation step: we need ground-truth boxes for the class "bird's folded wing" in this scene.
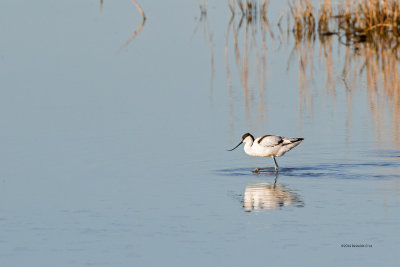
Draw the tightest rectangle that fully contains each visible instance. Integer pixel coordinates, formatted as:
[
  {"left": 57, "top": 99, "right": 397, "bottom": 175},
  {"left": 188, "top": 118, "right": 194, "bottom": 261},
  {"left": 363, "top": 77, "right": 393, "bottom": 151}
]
[{"left": 257, "top": 135, "right": 283, "bottom": 147}]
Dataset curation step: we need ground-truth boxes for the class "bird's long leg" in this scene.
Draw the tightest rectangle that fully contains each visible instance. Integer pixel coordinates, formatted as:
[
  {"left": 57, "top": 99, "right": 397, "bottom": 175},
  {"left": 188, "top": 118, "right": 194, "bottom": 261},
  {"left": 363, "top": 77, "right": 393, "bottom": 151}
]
[
  {"left": 273, "top": 171, "right": 278, "bottom": 186},
  {"left": 252, "top": 157, "right": 280, "bottom": 173},
  {"left": 273, "top": 157, "right": 279, "bottom": 171}
]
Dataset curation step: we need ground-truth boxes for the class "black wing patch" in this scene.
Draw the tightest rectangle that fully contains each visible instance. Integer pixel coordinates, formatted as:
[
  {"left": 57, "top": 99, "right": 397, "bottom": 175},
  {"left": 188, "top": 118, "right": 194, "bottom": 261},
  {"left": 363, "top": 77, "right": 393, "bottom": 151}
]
[
  {"left": 257, "top": 135, "right": 271, "bottom": 144},
  {"left": 282, "top": 138, "right": 304, "bottom": 146},
  {"left": 258, "top": 135, "right": 284, "bottom": 146}
]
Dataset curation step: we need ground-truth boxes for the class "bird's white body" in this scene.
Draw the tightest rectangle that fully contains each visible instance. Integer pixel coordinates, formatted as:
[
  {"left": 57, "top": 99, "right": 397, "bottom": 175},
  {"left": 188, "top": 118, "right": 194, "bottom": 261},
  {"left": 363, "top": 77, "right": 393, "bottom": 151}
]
[
  {"left": 243, "top": 135, "right": 303, "bottom": 158},
  {"left": 228, "top": 133, "right": 304, "bottom": 172}
]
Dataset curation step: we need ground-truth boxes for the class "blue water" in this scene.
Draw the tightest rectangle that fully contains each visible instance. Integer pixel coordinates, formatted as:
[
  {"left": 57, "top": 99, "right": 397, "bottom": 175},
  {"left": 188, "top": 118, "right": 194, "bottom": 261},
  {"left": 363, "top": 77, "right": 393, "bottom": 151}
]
[{"left": 0, "top": 0, "right": 399, "bottom": 266}]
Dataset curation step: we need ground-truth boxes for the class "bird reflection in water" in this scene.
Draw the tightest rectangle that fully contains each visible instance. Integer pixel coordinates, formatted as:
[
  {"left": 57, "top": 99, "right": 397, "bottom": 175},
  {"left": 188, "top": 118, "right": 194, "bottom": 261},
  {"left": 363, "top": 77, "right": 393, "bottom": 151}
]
[{"left": 243, "top": 172, "right": 304, "bottom": 211}]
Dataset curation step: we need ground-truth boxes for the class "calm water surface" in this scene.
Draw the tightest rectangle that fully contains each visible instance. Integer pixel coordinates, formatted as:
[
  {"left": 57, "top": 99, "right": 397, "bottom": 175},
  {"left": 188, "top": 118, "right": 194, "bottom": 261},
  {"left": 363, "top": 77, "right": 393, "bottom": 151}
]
[{"left": 0, "top": 0, "right": 399, "bottom": 266}]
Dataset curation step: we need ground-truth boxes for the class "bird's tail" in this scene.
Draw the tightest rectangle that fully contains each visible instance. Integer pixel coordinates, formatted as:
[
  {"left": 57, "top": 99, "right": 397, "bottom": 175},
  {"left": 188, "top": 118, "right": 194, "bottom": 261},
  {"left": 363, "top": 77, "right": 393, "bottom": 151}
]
[
  {"left": 281, "top": 138, "right": 304, "bottom": 150},
  {"left": 286, "top": 137, "right": 304, "bottom": 143}
]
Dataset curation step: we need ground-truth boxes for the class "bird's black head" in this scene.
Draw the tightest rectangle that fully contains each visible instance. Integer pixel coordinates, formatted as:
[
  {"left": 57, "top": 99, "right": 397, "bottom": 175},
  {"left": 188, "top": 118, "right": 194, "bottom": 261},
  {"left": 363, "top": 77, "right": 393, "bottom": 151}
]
[
  {"left": 228, "top": 133, "right": 254, "bottom": 152},
  {"left": 242, "top": 133, "right": 254, "bottom": 142}
]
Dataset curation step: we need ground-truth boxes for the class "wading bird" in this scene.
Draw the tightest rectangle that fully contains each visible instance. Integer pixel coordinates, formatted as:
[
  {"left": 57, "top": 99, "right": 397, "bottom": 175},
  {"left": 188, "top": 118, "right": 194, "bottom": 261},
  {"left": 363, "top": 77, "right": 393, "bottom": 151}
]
[{"left": 228, "top": 133, "right": 304, "bottom": 173}]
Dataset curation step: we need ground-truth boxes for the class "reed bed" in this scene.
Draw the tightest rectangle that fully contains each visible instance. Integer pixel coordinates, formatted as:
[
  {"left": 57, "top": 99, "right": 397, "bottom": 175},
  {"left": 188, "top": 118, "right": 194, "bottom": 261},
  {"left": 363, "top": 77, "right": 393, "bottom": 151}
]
[
  {"left": 289, "top": 0, "right": 400, "bottom": 48},
  {"left": 223, "top": 0, "right": 400, "bottom": 143},
  {"left": 228, "top": 0, "right": 269, "bottom": 21},
  {"left": 225, "top": 0, "right": 274, "bottom": 130}
]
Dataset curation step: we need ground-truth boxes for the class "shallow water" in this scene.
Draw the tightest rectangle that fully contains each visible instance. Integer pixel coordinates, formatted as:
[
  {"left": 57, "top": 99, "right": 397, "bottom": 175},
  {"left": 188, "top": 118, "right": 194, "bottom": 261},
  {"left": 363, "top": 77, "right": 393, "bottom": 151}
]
[{"left": 0, "top": 0, "right": 400, "bottom": 266}]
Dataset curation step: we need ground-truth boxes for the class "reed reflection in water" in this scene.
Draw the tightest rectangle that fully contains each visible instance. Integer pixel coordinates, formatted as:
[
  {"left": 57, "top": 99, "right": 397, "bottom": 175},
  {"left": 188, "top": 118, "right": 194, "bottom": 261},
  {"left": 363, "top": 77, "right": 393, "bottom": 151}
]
[
  {"left": 118, "top": 0, "right": 146, "bottom": 52},
  {"left": 192, "top": 1, "right": 215, "bottom": 97},
  {"left": 225, "top": 2, "right": 274, "bottom": 134},
  {"left": 288, "top": 0, "right": 400, "bottom": 146},
  {"left": 220, "top": 0, "right": 400, "bottom": 146}
]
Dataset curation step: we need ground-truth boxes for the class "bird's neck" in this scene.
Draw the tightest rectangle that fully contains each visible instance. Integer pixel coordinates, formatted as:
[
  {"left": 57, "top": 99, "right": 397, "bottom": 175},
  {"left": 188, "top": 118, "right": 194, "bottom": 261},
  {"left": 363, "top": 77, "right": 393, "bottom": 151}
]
[{"left": 244, "top": 140, "right": 254, "bottom": 152}]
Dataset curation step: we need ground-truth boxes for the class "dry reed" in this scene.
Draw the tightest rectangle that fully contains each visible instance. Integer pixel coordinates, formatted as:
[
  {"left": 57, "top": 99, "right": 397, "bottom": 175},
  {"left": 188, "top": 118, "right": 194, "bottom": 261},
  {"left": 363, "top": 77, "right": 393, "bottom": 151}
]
[
  {"left": 290, "top": 0, "right": 400, "bottom": 47},
  {"left": 229, "top": 0, "right": 270, "bottom": 21},
  {"left": 118, "top": 0, "right": 146, "bottom": 52},
  {"left": 224, "top": 0, "right": 400, "bottom": 144},
  {"left": 288, "top": 0, "right": 400, "bottom": 144}
]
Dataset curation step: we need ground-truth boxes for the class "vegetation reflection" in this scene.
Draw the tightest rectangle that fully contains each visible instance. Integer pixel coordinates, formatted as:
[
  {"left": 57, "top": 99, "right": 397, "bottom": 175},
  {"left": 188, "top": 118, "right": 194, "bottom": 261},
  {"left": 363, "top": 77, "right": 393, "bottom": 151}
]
[
  {"left": 289, "top": 0, "right": 400, "bottom": 144},
  {"left": 118, "top": 0, "right": 146, "bottom": 52},
  {"left": 221, "top": 0, "right": 400, "bottom": 145},
  {"left": 225, "top": 0, "right": 272, "bottom": 133},
  {"left": 99, "top": 0, "right": 146, "bottom": 51},
  {"left": 193, "top": 1, "right": 215, "bottom": 97}
]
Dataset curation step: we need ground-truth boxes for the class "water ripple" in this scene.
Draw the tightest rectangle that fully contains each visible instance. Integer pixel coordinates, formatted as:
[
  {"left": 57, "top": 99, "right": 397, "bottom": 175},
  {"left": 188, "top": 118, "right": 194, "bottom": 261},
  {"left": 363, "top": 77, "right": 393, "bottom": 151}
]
[{"left": 215, "top": 160, "right": 400, "bottom": 180}]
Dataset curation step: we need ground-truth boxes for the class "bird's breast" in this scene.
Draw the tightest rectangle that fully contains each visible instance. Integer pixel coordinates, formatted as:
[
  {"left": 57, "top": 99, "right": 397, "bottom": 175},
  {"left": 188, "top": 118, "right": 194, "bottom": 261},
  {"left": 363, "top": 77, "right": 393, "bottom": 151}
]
[{"left": 245, "top": 144, "right": 276, "bottom": 157}]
